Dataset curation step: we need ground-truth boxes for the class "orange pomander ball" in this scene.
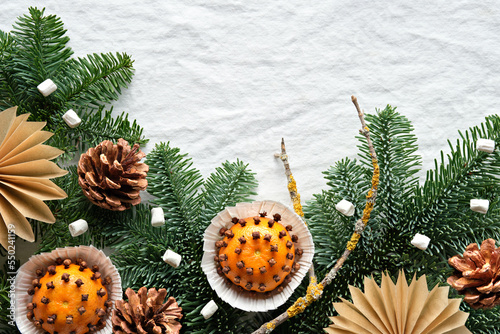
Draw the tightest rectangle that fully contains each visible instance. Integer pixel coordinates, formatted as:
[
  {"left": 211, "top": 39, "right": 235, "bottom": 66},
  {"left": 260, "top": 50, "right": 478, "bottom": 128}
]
[
  {"left": 215, "top": 213, "right": 302, "bottom": 293},
  {"left": 27, "top": 258, "right": 112, "bottom": 334}
]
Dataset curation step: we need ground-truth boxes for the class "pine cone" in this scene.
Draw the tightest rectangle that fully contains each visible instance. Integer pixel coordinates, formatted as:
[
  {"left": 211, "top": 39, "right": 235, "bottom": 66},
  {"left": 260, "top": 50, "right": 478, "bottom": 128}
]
[
  {"left": 78, "top": 138, "right": 148, "bottom": 211},
  {"left": 112, "top": 287, "right": 182, "bottom": 334},
  {"left": 448, "top": 238, "right": 500, "bottom": 309}
]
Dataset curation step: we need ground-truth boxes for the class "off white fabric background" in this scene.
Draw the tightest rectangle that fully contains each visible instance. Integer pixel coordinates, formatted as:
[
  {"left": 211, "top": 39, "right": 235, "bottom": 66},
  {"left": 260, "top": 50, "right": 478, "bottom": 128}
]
[{"left": 1, "top": 2, "right": 499, "bottom": 256}]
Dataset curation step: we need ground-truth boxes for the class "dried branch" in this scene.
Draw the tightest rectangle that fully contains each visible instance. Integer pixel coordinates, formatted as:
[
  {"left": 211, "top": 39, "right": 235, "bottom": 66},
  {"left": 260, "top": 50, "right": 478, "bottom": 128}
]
[
  {"left": 275, "top": 137, "right": 317, "bottom": 279},
  {"left": 252, "top": 96, "right": 380, "bottom": 334}
]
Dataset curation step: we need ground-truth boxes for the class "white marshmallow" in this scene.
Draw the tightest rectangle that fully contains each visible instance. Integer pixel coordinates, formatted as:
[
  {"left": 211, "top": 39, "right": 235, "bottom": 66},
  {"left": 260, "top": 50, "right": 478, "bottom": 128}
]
[
  {"left": 62, "top": 109, "right": 81, "bottom": 128},
  {"left": 162, "top": 249, "right": 182, "bottom": 268},
  {"left": 411, "top": 233, "right": 431, "bottom": 250},
  {"left": 470, "top": 199, "right": 489, "bottom": 214},
  {"left": 69, "top": 219, "right": 88, "bottom": 237},
  {"left": 335, "top": 199, "right": 355, "bottom": 217},
  {"left": 37, "top": 79, "right": 57, "bottom": 97},
  {"left": 201, "top": 300, "right": 218, "bottom": 319},
  {"left": 476, "top": 138, "right": 496, "bottom": 153},
  {"left": 151, "top": 207, "right": 165, "bottom": 227}
]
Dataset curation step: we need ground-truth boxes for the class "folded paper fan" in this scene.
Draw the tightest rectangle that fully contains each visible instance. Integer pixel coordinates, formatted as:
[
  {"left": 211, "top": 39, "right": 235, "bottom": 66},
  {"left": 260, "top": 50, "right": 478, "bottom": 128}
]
[
  {"left": 325, "top": 271, "right": 471, "bottom": 334},
  {"left": 0, "top": 107, "right": 67, "bottom": 249}
]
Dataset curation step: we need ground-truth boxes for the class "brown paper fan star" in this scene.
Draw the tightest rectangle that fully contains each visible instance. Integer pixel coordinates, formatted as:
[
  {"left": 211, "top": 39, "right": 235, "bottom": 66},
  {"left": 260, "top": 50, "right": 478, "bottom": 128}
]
[
  {"left": 0, "top": 107, "right": 67, "bottom": 249},
  {"left": 325, "top": 271, "right": 471, "bottom": 334}
]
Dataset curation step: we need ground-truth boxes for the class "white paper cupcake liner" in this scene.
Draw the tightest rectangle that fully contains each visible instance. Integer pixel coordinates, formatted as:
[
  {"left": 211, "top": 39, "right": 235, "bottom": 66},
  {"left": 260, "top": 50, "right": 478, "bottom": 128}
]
[
  {"left": 15, "top": 245, "right": 122, "bottom": 334},
  {"left": 201, "top": 200, "right": 314, "bottom": 312}
]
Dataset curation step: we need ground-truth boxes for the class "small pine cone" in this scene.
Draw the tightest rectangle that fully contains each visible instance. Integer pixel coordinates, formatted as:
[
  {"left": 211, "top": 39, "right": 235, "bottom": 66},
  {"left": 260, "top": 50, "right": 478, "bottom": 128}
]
[
  {"left": 447, "top": 238, "right": 500, "bottom": 309},
  {"left": 77, "top": 138, "right": 149, "bottom": 211},
  {"left": 112, "top": 287, "right": 183, "bottom": 334}
]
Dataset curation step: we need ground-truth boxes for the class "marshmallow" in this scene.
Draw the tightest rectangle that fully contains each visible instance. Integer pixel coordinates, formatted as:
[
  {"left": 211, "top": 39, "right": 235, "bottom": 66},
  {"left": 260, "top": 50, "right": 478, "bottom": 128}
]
[
  {"left": 69, "top": 219, "right": 88, "bottom": 237},
  {"left": 470, "top": 199, "right": 489, "bottom": 214},
  {"left": 62, "top": 109, "right": 82, "bottom": 128},
  {"left": 477, "top": 138, "right": 496, "bottom": 153},
  {"left": 151, "top": 207, "right": 165, "bottom": 227},
  {"left": 37, "top": 79, "right": 57, "bottom": 97},
  {"left": 200, "top": 300, "right": 218, "bottom": 319},
  {"left": 162, "top": 249, "right": 182, "bottom": 268},
  {"left": 335, "top": 199, "right": 355, "bottom": 217},
  {"left": 411, "top": 233, "right": 431, "bottom": 250}
]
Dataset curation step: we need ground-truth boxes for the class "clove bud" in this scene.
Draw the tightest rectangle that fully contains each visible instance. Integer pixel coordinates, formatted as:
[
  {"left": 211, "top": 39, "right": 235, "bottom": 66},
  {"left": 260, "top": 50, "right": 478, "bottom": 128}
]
[
  {"left": 63, "top": 259, "right": 72, "bottom": 269},
  {"left": 224, "top": 229, "right": 234, "bottom": 239},
  {"left": 97, "top": 288, "right": 106, "bottom": 297}
]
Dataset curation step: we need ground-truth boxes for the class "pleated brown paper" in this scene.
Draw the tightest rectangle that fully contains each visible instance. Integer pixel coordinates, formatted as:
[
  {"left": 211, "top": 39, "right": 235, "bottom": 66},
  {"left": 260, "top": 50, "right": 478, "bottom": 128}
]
[
  {"left": 0, "top": 107, "right": 67, "bottom": 249},
  {"left": 325, "top": 271, "right": 471, "bottom": 334}
]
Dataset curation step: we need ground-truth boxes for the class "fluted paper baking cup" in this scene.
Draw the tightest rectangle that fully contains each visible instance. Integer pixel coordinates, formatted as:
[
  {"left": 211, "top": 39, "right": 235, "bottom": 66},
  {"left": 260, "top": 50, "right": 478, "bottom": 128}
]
[
  {"left": 15, "top": 245, "right": 121, "bottom": 334},
  {"left": 201, "top": 200, "right": 314, "bottom": 312}
]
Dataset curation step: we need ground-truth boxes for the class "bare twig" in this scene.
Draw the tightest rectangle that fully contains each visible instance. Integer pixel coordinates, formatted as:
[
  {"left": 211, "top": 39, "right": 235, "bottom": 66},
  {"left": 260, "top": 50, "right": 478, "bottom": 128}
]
[
  {"left": 252, "top": 96, "right": 380, "bottom": 334},
  {"left": 275, "top": 137, "right": 317, "bottom": 279}
]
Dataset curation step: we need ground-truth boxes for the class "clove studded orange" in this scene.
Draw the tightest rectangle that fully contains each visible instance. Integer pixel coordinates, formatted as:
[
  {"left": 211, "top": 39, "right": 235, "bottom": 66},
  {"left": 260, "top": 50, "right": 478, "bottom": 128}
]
[{"left": 215, "top": 213, "right": 302, "bottom": 293}]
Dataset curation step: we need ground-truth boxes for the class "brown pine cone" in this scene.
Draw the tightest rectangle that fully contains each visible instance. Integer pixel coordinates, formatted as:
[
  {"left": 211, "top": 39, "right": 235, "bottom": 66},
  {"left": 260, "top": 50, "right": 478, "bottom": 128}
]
[
  {"left": 447, "top": 238, "right": 500, "bottom": 309},
  {"left": 78, "top": 138, "right": 148, "bottom": 211},
  {"left": 112, "top": 287, "right": 182, "bottom": 334}
]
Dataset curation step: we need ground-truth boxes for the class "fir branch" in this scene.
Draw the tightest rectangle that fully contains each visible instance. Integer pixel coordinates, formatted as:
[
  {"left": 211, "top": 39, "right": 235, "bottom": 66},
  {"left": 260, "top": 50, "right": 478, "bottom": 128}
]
[
  {"left": 146, "top": 142, "right": 204, "bottom": 237},
  {"left": 197, "top": 160, "right": 258, "bottom": 234},
  {"left": 34, "top": 168, "right": 90, "bottom": 252},
  {"left": 55, "top": 52, "right": 134, "bottom": 108},
  {"left": 406, "top": 115, "right": 500, "bottom": 256},
  {"left": 307, "top": 158, "right": 368, "bottom": 272},
  {"left": 464, "top": 304, "right": 500, "bottom": 334},
  {"left": 357, "top": 106, "right": 421, "bottom": 231},
  {"left": 36, "top": 166, "right": 147, "bottom": 252},
  {"left": 10, "top": 7, "right": 73, "bottom": 102},
  {"left": 47, "top": 107, "right": 147, "bottom": 163},
  {"left": 0, "top": 270, "right": 10, "bottom": 326},
  {"left": 0, "top": 32, "right": 19, "bottom": 109}
]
